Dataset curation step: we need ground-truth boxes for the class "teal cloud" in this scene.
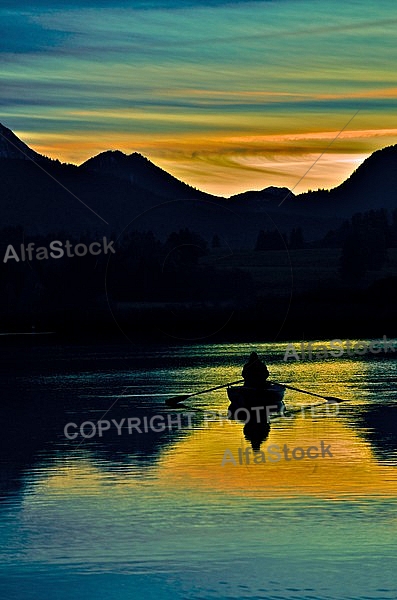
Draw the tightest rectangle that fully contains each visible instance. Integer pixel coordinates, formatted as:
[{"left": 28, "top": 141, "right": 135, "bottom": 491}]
[{"left": 1, "top": 0, "right": 397, "bottom": 150}]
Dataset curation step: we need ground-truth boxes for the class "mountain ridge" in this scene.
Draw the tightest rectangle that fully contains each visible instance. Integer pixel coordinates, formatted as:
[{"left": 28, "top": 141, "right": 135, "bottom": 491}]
[
  {"left": 0, "top": 123, "right": 45, "bottom": 162},
  {"left": 2, "top": 121, "right": 397, "bottom": 205},
  {"left": 80, "top": 149, "right": 216, "bottom": 201},
  {"left": 1, "top": 122, "right": 397, "bottom": 243}
]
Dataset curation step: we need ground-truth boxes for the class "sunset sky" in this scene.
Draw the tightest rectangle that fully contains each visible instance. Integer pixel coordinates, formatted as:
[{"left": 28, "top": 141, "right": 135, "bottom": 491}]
[{"left": 2, "top": 0, "right": 397, "bottom": 196}]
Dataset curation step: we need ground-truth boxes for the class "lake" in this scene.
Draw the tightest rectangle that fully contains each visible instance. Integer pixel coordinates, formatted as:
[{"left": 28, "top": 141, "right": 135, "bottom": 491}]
[{"left": 0, "top": 340, "right": 396, "bottom": 600}]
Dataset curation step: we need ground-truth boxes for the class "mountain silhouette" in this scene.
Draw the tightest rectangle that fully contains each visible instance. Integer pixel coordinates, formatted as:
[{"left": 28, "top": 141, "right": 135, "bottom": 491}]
[
  {"left": 81, "top": 150, "right": 215, "bottom": 201},
  {"left": 0, "top": 122, "right": 396, "bottom": 242},
  {"left": 333, "top": 145, "right": 397, "bottom": 212},
  {"left": 297, "top": 144, "right": 397, "bottom": 216},
  {"left": 0, "top": 122, "right": 45, "bottom": 161}
]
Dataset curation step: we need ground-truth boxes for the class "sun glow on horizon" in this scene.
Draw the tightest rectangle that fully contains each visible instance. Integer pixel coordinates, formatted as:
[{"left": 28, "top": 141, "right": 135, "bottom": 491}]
[{"left": 13, "top": 126, "right": 397, "bottom": 196}]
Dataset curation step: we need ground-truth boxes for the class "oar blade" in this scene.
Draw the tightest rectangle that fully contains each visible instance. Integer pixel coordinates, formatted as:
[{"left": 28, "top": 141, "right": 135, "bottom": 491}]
[
  {"left": 324, "top": 396, "right": 346, "bottom": 404},
  {"left": 165, "top": 394, "right": 190, "bottom": 407}
]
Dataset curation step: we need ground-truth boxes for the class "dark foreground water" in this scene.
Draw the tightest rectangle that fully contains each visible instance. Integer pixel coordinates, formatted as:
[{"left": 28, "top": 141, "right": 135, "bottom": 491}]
[{"left": 0, "top": 340, "right": 396, "bottom": 600}]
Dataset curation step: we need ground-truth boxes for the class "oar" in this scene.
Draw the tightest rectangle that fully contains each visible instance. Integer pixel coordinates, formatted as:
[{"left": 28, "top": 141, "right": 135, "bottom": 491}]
[
  {"left": 279, "top": 382, "right": 346, "bottom": 404},
  {"left": 165, "top": 379, "right": 244, "bottom": 407}
]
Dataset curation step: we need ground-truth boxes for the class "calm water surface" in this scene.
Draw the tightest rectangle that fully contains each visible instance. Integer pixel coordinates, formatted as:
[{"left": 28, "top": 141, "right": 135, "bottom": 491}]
[{"left": 0, "top": 341, "right": 396, "bottom": 599}]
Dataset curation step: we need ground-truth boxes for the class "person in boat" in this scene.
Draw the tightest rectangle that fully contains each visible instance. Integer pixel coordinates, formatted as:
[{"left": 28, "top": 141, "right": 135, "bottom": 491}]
[{"left": 242, "top": 351, "right": 270, "bottom": 389}]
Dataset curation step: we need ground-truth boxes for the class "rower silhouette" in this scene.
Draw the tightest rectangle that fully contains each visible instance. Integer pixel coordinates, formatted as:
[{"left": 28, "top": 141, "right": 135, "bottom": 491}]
[{"left": 242, "top": 352, "right": 270, "bottom": 389}]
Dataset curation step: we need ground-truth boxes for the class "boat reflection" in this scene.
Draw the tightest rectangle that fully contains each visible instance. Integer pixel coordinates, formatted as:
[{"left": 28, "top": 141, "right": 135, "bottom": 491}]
[
  {"left": 226, "top": 382, "right": 286, "bottom": 449},
  {"left": 243, "top": 419, "right": 271, "bottom": 451},
  {"left": 227, "top": 401, "right": 276, "bottom": 451}
]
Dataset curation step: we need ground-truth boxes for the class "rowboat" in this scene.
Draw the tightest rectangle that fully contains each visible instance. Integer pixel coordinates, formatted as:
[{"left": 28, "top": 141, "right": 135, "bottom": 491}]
[{"left": 227, "top": 382, "right": 286, "bottom": 420}]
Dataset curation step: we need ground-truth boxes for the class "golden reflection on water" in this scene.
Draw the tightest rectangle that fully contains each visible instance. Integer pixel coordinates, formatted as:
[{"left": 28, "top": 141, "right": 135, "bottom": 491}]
[
  {"left": 35, "top": 405, "right": 395, "bottom": 505},
  {"left": 157, "top": 412, "right": 396, "bottom": 500},
  {"left": 24, "top": 350, "right": 397, "bottom": 505},
  {"left": 153, "top": 354, "right": 396, "bottom": 500}
]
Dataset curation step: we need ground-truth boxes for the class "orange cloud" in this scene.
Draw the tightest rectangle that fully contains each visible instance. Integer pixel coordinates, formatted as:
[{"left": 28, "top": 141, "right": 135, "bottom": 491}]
[{"left": 18, "top": 126, "right": 397, "bottom": 196}]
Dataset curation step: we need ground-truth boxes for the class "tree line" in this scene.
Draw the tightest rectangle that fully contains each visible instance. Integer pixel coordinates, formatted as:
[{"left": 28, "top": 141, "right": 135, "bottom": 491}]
[{"left": 252, "top": 209, "right": 397, "bottom": 279}]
